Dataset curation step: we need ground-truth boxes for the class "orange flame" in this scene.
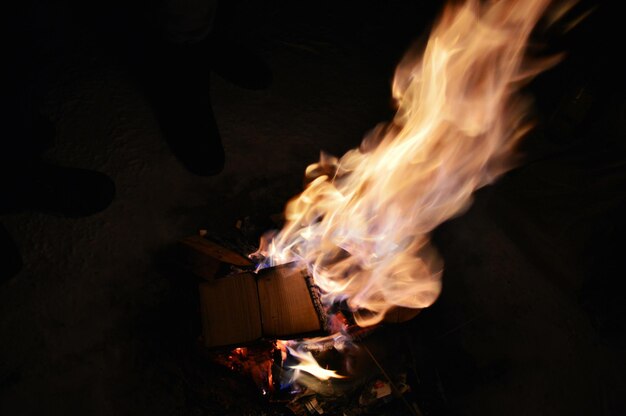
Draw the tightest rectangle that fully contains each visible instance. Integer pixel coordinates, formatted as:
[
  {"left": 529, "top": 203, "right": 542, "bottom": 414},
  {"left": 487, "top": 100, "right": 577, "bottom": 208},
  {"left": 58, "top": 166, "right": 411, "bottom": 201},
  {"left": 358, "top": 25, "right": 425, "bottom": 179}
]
[{"left": 258, "top": 0, "right": 557, "bottom": 327}]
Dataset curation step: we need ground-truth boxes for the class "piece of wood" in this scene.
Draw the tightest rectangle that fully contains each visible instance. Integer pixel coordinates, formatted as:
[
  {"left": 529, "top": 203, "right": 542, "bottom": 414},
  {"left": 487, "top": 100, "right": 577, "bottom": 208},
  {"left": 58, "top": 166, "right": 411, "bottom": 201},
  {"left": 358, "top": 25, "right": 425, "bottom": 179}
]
[
  {"left": 257, "top": 265, "right": 322, "bottom": 338},
  {"left": 199, "top": 273, "right": 262, "bottom": 348},
  {"left": 198, "top": 264, "right": 324, "bottom": 348},
  {"left": 178, "top": 235, "right": 253, "bottom": 280}
]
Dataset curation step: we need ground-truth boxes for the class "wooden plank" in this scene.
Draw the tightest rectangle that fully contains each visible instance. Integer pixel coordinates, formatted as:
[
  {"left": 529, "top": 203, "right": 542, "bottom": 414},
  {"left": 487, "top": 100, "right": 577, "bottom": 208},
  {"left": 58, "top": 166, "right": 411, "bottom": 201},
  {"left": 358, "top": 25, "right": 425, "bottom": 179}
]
[{"left": 181, "top": 235, "right": 253, "bottom": 267}]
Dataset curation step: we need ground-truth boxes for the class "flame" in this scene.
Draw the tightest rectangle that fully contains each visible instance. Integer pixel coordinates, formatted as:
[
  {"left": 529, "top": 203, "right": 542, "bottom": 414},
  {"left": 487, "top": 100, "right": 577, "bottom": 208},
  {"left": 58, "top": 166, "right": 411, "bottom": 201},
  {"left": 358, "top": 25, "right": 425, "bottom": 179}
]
[
  {"left": 279, "top": 340, "right": 346, "bottom": 381},
  {"left": 256, "top": 0, "right": 558, "bottom": 327},
  {"left": 256, "top": 0, "right": 557, "bottom": 327}
]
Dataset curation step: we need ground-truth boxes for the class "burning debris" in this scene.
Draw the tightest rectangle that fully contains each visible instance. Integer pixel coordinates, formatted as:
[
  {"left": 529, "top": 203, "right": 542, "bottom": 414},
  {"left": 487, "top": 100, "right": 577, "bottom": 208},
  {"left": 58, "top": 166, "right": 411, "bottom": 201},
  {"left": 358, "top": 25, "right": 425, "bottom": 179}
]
[
  {"left": 212, "top": 337, "right": 424, "bottom": 415},
  {"left": 179, "top": 234, "right": 420, "bottom": 412},
  {"left": 212, "top": 345, "right": 276, "bottom": 396}
]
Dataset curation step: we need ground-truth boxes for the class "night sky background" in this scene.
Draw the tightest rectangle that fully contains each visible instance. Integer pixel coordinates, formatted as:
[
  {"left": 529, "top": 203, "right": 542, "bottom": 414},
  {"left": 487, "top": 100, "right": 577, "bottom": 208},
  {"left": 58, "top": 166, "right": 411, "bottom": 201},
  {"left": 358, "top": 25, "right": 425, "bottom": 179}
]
[{"left": 2, "top": 0, "right": 625, "bottom": 414}]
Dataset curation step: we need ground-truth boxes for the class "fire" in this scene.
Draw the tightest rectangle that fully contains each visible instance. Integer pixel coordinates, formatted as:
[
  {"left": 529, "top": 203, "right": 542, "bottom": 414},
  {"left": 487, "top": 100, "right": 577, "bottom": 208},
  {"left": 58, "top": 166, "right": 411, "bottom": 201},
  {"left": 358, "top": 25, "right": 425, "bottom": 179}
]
[
  {"left": 278, "top": 339, "right": 346, "bottom": 381},
  {"left": 258, "top": 0, "right": 559, "bottom": 324},
  {"left": 255, "top": 0, "right": 558, "bottom": 328},
  {"left": 287, "top": 348, "right": 346, "bottom": 381}
]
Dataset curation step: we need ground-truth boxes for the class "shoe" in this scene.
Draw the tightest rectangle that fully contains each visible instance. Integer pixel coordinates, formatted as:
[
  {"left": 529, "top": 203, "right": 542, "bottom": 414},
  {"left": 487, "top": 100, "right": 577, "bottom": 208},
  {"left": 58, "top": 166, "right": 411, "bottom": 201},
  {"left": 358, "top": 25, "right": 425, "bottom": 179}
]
[
  {"left": 0, "top": 159, "right": 115, "bottom": 218},
  {"left": 133, "top": 38, "right": 225, "bottom": 177}
]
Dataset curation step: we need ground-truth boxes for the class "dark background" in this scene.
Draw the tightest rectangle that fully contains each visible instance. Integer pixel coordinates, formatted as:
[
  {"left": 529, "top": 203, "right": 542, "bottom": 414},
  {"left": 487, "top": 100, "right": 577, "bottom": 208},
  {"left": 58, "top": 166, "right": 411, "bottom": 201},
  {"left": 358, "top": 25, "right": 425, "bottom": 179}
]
[{"left": 2, "top": 0, "right": 625, "bottom": 414}]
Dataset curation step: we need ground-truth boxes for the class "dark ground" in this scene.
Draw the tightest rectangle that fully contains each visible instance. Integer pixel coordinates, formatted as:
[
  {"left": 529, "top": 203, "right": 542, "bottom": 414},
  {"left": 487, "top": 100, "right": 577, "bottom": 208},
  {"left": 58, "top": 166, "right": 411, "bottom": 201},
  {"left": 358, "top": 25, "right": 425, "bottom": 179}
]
[{"left": 1, "top": 0, "right": 625, "bottom": 415}]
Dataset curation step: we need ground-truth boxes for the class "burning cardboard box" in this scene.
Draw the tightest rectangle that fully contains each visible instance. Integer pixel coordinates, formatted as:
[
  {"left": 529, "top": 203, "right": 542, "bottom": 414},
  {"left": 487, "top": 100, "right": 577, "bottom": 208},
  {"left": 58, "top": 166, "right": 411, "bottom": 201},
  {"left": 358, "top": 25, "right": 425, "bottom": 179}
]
[
  {"left": 199, "top": 264, "right": 326, "bottom": 348},
  {"left": 178, "top": 235, "right": 327, "bottom": 348},
  {"left": 179, "top": 234, "right": 421, "bottom": 349}
]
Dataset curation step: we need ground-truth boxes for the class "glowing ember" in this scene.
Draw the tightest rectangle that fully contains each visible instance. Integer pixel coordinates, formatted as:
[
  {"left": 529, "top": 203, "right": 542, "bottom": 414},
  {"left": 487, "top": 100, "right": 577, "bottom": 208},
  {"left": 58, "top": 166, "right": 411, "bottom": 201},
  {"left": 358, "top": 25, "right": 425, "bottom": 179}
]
[{"left": 215, "top": 345, "right": 275, "bottom": 394}]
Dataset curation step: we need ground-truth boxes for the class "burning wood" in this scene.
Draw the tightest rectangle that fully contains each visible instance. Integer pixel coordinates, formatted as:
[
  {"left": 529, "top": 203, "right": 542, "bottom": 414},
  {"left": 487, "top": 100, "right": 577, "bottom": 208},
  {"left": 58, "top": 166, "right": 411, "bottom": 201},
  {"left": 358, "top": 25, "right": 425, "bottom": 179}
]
[{"left": 177, "top": 234, "right": 254, "bottom": 280}]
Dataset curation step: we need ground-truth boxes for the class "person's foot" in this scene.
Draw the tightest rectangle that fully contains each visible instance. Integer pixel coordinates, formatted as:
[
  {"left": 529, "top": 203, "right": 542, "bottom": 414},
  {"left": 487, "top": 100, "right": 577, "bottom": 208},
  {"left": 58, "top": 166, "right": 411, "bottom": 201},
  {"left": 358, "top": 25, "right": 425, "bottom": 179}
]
[
  {"left": 0, "top": 159, "right": 115, "bottom": 218},
  {"left": 134, "top": 38, "right": 225, "bottom": 177}
]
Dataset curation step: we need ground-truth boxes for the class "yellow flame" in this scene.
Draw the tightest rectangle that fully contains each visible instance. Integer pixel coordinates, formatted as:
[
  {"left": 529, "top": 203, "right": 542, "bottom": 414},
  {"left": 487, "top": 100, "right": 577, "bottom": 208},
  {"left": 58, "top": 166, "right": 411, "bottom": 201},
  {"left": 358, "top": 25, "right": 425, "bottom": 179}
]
[
  {"left": 259, "top": 0, "right": 556, "bottom": 328},
  {"left": 285, "top": 344, "right": 346, "bottom": 381}
]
